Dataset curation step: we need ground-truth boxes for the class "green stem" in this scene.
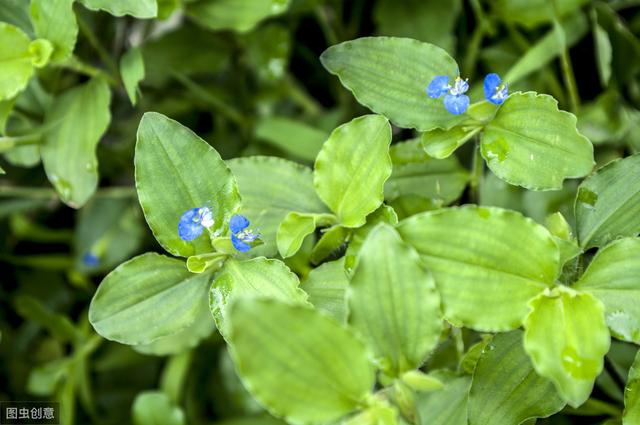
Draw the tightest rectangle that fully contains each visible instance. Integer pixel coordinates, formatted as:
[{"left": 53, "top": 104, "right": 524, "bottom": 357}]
[
  {"left": 315, "top": 5, "right": 339, "bottom": 46},
  {"left": 58, "top": 56, "right": 119, "bottom": 87},
  {"left": 550, "top": 0, "right": 580, "bottom": 112},
  {"left": 285, "top": 75, "right": 323, "bottom": 116},
  {"left": 469, "top": 141, "right": 484, "bottom": 204}
]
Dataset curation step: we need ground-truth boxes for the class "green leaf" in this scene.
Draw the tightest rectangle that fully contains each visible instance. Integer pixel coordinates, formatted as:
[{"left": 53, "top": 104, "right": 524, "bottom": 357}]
[
  {"left": 186, "top": 252, "right": 227, "bottom": 274},
  {"left": 623, "top": 350, "right": 640, "bottom": 425},
  {"left": 397, "top": 206, "right": 558, "bottom": 331},
  {"left": 314, "top": 115, "right": 392, "bottom": 227},
  {"left": 468, "top": 331, "right": 566, "bottom": 425},
  {"left": 255, "top": 116, "right": 326, "bottom": 162},
  {"left": 348, "top": 223, "right": 442, "bottom": 376},
  {"left": 133, "top": 298, "right": 214, "bottom": 356},
  {"left": 120, "top": 47, "right": 145, "bottom": 105},
  {"left": 523, "top": 286, "right": 610, "bottom": 407},
  {"left": 480, "top": 92, "right": 594, "bottom": 190},
  {"left": 186, "top": 0, "right": 291, "bottom": 33},
  {"left": 228, "top": 298, "right": 375, "bottom": 424},
  {"left": 276, "top": 212, "right": 335, "bottom": 259},
  {"left": 301, "top": 258, "right": 349, "bottom": 323},
  {"left": 493, "top": 0, "right": 589, "bottom": 29},
  {"left": 574, "top": 237, "right": 640, "bottom": 343},
  {"left": 132, "top": 391, "right": 185, "bottom": 425},
  {"left": 0, "top": 23, "right": 51, "bottom": 100},
  {"left": 79, "top": 0, "right": 158, "bottom": 18},
  {"left": 228, "top": 156, "right": 329, "bottom": 257},
  {"left": 421, "top": 126, "right": 482, "bottom": 159},
  {"left": 415, "top": 372, "right": 470, "bottom": 425},
  {"left": 135, "top": 112, "right": 240, "bottom": 257},
  {"left": 89, "top": 252, "right": 214, "bottom": 345},
  {"left": 385, "top": 148, "right": 469, "bottom": 205},
  {"left": 210, "top": 257, "right": 308, "bottom": 339},
  {"left": 575, "top": 154, "right": 640, "bottom": 249},
  {"left": 310, "top": 225, "right": 350, "bottom": 265},
  {"left": 41, "top": 78, "right": 111, "bottom": 208},
  {"left": 30, "top": 0, "right": 77, "bottom": 62},
  {"left": 14, "top": 295, "right": 78, "bottom": 342},
  {"left": 320, "top": 37, "right": 461, "bottom": 131}
]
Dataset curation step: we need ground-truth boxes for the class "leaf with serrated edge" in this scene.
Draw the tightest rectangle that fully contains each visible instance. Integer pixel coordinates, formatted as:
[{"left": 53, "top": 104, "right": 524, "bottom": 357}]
[
  {"left": 210, "top": 257, "right": 307, "bottom": 339},
  {"left": 481, "top": 92, "right": 594, "bottom": 190},
  {"left": 314, "top": 114, "right": 392, "bottom": 227},
  {"left": 89, "top": 253, "right": 214, "bottom": 345},
  {"left": 397, "top": 206, "right": 558, "bottom": 331},
  {"left": 135, "top": 112, "right": 240, "bottom": 257},
  {"left": 574, "top": 237, "right": 640, "bottom": 343},
  {"left": 321, "top": 37, "right": 462, "bottom": 131},
  {"left": 524, "top": 286, "right": 610, "bottom": 407},
  {"left": 348, "top": 223, "right": 442, "bottom": 376},
  {"left": 575, "top": 154, "right": 640, "bottom": 249},
  {"left": 228, "top": 298, "right": 375, "bottom": 425}
]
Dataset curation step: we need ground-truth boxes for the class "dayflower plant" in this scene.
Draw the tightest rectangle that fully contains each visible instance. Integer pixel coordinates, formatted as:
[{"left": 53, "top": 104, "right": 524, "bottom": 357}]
[
  {"left": 178, "top": 206, "right": 214, "bottom": 241},
  {"left": 426, "top": 75, "right": 470, "bottom": 115},
  {"left": 484, "top": 73, "right": 509, "bottom": 105}
]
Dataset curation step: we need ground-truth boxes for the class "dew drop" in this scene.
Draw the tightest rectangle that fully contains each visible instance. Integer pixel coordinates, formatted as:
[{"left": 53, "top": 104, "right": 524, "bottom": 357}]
[{"left": 561, "top": 346, "right": 597, "bottom": 379}]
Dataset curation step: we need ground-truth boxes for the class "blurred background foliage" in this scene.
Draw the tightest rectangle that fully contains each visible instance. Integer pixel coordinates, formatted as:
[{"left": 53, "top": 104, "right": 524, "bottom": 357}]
[{"left": 0, "top": 0, "right": 639, "bottom": 424}]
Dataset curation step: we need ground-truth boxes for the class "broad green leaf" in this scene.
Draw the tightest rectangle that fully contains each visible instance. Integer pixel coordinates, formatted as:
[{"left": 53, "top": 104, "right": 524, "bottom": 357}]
[
  {"left": 504, "top": 13, "right": 588, "bottom": 84},
  {"left": 524, "top": 286, "right": 610, "bottom": 407},
  {"left": 79, "top": 0, "right": 158, "bottom": 18},
  {"left": 623, "top": 350, "right": 640, "bottom": 425},
  {"left": 480, "top": 92, "right": 594, "bottom": 190},
  {"left": 385, "top": 151, "right": 468, "bottom": 205},
  {"left": 575, "top": 154, "right": 640, "bottom": 249},
  {"left": 421, "top": 126, "right": 482, "bottom": 159},
  {"left": 30, "top": 0, "right": 77, "bottom": 62},
  {"left": 345, "top": 204, "right": 398, "bottom": 268},
  {"left": 574, "top": 238, "right": 640, "bottom": 343},
  {"left": 0, "top": 23, "right": 51, "bottom": 100},
  {"left": 320, "top": 37, "right": 461, "bottom": 131},
  {"left": 255, "top": 116, "right": 326, "bottom": 162},
  {"left": 416, "top": 372, "right": 470, "bottom": 425},
  {"left": 132, "top": 391, "right": 185, "bottom": 425},
  {"left": 397, "top": 206, "right": 558, "bottom": 331},
  {"left": 210, "top": 257, "right": 307, "bottom": 338},
  {"left": 133, "top": 297, "right": 214, "bottom": 356},
  {"left": 186, "top": 0, "right": 291, "bottom": 33},
  {"left": 89, "top": 253, "right": 214, "bottom": 345},
  {"left": 468, "top": 331, "right": 566, "bottom": 425},
  {"left": 228, "top": 298, "right": 375, "bottom": 424},
  {"left": 301, "top": 258, "right": 349, "bottom": 323},
  {"left": 228, "top": 156, "right": 328, "bottom": 257},
  {"left": 276, "top": 212, "right": 335, "bottom": 259},
  {"left": 41, "top": 78, "right": 111, "bottom": 208},
  {"left": 314, "top": 115, "right": 392, "bottom": 227},
  {"left": 349, "top": 224, "right": 442, "bottom": 376},
  {"left": 493, "top": 0, "right": 589, "bottom": 29},
  {"left": 373, "top": 0, "right": 461, "bottom": 54},
  {"left": 120, "top": 47, "right": 145, "bottom": 105},
  {"left": 135, "top": 112, "right": 240, "bottom": 257}
]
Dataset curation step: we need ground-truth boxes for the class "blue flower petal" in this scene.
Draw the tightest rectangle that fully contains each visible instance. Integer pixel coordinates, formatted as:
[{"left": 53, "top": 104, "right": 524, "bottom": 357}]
[
  {"left": 83, "top": 252, "right": 99, "bottom": 267},
  {"left": 443, "top": 94, "right": 469, "bottom": 115},
  {"left": 427, "top": 75, "right": 450, "bottom": 98},
  {"left": 484, "top": 73, "right": 508, "bottom": 104},
  {"left": 178, "top": 208, "right": 204, "bottom": 241},
  {"left": 229, "top": 214, "right": 250, "bottom": 234},
  {"left": 231, "top": 233, "right": 251, "bottom": 252}
]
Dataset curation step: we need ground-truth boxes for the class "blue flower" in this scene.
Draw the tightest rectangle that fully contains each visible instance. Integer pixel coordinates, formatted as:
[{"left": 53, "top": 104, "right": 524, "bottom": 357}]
[
  {"left": 484, "top": 73, "right": 508, "bottom": 105},
  {"left": 426, "top": 75, "right": 470, "bottom": 115},
  {"left": 178, "top": 206, "right": 214, "bottom": 241},
  {"left": 83, "top": 252, "right": 99, "bottom": 267},
  {"left": 229, "top": 214, "right": 259, "bottom": 252}
]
